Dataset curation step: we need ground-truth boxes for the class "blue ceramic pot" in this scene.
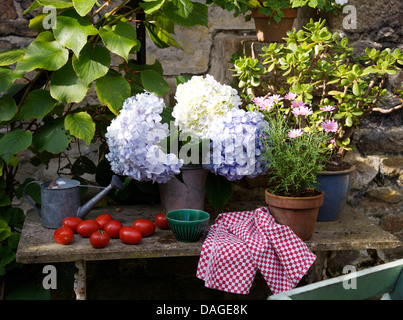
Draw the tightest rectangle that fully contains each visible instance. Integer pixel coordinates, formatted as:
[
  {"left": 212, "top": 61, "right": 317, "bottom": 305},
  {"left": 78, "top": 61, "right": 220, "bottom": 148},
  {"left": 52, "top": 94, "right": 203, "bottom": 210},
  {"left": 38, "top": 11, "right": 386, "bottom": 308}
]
[{"left": 316, "top": 165, "right": 356, "bottom": 222}]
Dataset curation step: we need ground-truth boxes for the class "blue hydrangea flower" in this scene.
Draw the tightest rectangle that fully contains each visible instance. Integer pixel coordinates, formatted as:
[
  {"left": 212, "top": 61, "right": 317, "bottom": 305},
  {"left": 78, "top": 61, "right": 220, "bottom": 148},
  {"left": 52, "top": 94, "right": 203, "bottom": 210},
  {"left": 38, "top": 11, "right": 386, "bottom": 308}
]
[
  {"left": 105, "top": 92, "right": 183, "bottom": 184},
  {"left": 203, "top": 108, "right": 269, "bottom": 181}
]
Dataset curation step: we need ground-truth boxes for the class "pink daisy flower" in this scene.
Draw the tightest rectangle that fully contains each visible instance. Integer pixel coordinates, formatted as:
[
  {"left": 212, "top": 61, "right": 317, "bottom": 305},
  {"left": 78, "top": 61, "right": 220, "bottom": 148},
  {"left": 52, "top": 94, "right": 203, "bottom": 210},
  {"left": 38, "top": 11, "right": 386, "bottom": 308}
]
[
  {"left": 284, "top": 92, "right": 297, "bottom": 100},
  {"left": 320, "top": 105, "right": 335, "bottom": 112},
  {"left": 288, "top": 129, "right": 303, "bottom": 139},
  {"left": 270, "top": 94, "right": 283, "bottom": 104},
  {"left": 291, "top": 100, "right": 306, "bottom": 108},
  {"left": 321, "top": 120, "right": 339, "bottom": 132}
]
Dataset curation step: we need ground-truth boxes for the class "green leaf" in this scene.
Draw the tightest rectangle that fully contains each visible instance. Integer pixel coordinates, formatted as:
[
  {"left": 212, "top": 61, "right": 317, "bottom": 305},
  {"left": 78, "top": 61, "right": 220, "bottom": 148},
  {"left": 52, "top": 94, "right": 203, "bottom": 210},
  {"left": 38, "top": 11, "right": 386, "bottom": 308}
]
[
  {"left": 72, "top": 156, "right": 96, "bottom": 175},
  {"left": 15, "top": 41, "right": 69, "bottom": 72},
  {"left": 141, "top": 69, "right": 170, "bottom": 97},
  {"left": 50, "top": 59, "right": 89, "bottom": 103},
  {"left": 52, "top": 10, "right": 98, "bottom": 57},
  {"left": 205, "top": 172, "right": 232, "bottom": 213},
  {"left": 33, "top": 118, "right": 72, "bottom": 154},
  {"left": 144, "top": 22, "right": 181, "bottom": 49},
  {"left": 353, "top": 82, "right": 360, "bottom": 96},
  {"left": 140, "top": 0, "right": 164, "bottom": 14},
  {"left": 0, "top": 129, "right": 32, "bottom": 164},
  {"left": 0, "top": 95, "right": 17, "bottom": 122},
  {"left": 96, "top": 71, "right": 130, "bottom": 115},
  {"left": 0, "top": 48, "right": 26, "bottom": 66},
  {"left": 0, "top": 220, "right": 11, "bottom": 242},
  {"left": 37, "top": 0, "right": 73, "bottom": 9},
  {"left": 72, "top": 43, "right": 111, "bottom": 84},
  {"left": 0, "top": 67, "right": 23, "bottom": 93},
  {"left": 19, "top": 89, "right": 58, "bottom": 119},
  {"left": 163, "top": 0, "right": 208, "bottom": 27},
  {"left": 73, "top": 0, "right": 97, "bottom": 16},
  {"left": 99, "top": 20, "right": 138, "bottom": 62},
  {"left": 345, "top": 116, "right": 353, "bottom": 127},
  {"left": 65, "top": 112, "right": 95, "bottom": 145}
]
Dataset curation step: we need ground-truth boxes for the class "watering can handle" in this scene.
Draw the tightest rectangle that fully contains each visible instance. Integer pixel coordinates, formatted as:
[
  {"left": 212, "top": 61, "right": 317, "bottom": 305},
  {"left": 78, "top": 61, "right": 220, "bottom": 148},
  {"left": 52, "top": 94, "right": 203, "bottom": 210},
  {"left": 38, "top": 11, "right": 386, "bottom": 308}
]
[{"left": 23, "top": 181, "right": 42, "bottom": 218}]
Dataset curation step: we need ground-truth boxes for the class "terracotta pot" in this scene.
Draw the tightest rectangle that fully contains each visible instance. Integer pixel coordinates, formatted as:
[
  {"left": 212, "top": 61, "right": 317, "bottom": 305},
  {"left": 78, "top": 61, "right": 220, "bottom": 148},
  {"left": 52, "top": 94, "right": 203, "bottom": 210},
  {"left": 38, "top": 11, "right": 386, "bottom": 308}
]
[
  {"left": 265, "top": 189, "right": 324, "bottom": 240},
  {"left": 252, "top": 8, "right": 298, "bottom": 42},
  {"left": 159, "top": 165, "right": 208, "bottom": 212}
]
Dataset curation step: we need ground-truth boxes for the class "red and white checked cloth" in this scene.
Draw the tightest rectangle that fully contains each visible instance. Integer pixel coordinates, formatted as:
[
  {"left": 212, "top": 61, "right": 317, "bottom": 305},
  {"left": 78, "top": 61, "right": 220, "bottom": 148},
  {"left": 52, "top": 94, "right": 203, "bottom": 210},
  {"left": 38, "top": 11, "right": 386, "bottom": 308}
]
[{"left": 196, "top": 207, "right": 316, "bottom": 295}]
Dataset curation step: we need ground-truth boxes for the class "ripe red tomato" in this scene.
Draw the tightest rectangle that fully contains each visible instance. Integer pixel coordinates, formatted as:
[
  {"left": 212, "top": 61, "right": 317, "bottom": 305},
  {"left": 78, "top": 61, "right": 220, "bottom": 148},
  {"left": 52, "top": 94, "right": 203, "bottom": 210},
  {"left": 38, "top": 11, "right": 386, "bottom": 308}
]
[
  {"left": 119, "top": 226, "right": 142, "bottom": 244},
  {"left": 95, "top": 213, "right": 113, "bottom": 229},
  {"left": 90, "top": 230, "right": 110, "bottom": 248},
  {"left": 77, "top": 220, "right": 100, "bottom": 238},
  {"left": 133, "top": 219, "right": 155, "bottom": 237},
  {"left": 104, "top": 220, "right": 123, "bottom": 238},
  {"left": 62, "top": 217, "right": 83, "bottom": 233},
  {"left": 54, "top": 227, "right": 73, "bottom": 245},
  {"left": 155, "top": 213, "right": 169, "bottom": 230}
]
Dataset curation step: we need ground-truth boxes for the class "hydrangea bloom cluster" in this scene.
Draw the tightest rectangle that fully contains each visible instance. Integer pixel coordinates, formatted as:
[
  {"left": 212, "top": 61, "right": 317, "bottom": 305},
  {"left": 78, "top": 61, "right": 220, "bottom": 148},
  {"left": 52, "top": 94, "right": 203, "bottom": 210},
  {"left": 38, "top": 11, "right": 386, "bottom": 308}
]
[
  {"left": 172, "top": 74, "right": 242, "bottom": 140},
  {"left": 105, "top": 92, "right": 183, "bottom": 184},
  {"left": 203, "top": 108, "right": 269, "bottom": 181}
]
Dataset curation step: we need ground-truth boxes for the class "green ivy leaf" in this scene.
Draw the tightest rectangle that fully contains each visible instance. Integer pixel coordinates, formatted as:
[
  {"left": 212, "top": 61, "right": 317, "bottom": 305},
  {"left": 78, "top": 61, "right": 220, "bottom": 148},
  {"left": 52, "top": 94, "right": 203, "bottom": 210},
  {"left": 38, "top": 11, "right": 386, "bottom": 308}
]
[
  {"left": 65, "top": 112, "right": 95, "bottom": 145},
  {"left": 33, "top": 118, "right": 72, "bottom": 154},
  {"left": 0, "top": 95, "right": 17, "bottom": 122},
  {"left": 99, "top": 20, "right": 138, "bottom": 62},
  {"left": 50, "top": 59, "right": 89, "bottom": 103},
  {"left": 0, "top": 48, "right": 26, "bottom": 67},
  {"left": 72, "top": 0, "right": 98, "bottom": 16},
  {"left": 205, "top": 172, "right": 232, "bottom": 213},
  {"left": 15, "top": 41, "right": 69, "bottom": 72},
  {"left": 0, "top": 67, "right": 24, "bottom": 93},
  {"left": 141, "top": 69, "right": 170, "bottom": 97},
  {"left": 19, "top": 89, "right": 58, "bottom": 119},
  {"left": 52, "top": 10, "right": 98, "bottom": 57},
  {"left": 144, "top": 22, "right": 181, "bottom": 49},
  {"left": 0, "top": 129, "right": 32, "bottom": 164},
  {"left": 96, "top": 71, "right": 130, "bottom": 115},
  {"left": 141, "top": 0, "right": 164, "bottom": 14},
  {"left": 72, "top": 43, "right": 111, "bottom": 84}
]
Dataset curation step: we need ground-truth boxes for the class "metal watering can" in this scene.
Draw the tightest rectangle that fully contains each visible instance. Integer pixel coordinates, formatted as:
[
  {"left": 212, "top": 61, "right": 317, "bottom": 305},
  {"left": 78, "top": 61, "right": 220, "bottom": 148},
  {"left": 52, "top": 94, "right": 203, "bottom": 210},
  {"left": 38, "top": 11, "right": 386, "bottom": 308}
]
[{"left": 23, "top": 175, "right": 124, "bottom": 229}]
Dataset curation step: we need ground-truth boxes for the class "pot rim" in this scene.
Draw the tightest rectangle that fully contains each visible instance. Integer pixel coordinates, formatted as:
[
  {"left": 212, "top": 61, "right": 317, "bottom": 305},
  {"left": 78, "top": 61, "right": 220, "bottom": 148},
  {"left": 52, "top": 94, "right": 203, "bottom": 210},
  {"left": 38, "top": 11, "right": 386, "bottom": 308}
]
[
  {"left": 265, "top": 189, "right": 324, "bottom": 201},
  {"left": 317, "top": 164, "right": 356, "bottom": 176}
]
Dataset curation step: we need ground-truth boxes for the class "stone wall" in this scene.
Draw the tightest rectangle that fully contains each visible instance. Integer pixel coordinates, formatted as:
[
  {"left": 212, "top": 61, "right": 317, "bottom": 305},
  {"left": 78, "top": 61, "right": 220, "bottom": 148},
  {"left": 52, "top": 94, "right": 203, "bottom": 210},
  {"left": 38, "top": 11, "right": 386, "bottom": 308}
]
[{"left": 1, "top": 0, "right": 402, "bottom": 292}]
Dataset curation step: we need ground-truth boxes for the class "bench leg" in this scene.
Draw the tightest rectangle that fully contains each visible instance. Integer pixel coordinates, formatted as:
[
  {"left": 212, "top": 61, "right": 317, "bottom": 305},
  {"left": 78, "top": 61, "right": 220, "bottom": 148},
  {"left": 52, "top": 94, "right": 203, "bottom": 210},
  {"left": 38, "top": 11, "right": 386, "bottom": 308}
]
[{"left": 74, "top": 260, "right": 86, "bottom": 300}]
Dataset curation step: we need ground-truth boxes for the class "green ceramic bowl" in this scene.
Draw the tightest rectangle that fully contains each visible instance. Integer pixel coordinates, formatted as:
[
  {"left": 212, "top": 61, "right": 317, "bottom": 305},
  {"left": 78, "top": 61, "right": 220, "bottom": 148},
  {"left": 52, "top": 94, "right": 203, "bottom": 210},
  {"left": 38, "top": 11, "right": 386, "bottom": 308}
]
[{"left": 166, "top": 209, "right": 210, "bottom": 242}]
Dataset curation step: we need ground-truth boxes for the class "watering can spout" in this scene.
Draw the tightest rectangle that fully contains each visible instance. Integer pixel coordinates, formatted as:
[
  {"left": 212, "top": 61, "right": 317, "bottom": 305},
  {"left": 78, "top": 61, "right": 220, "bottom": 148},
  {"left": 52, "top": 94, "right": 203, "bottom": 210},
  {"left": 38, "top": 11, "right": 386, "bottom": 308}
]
[{"left": 77, "top": 175, "right": 124, "bottom": 219}]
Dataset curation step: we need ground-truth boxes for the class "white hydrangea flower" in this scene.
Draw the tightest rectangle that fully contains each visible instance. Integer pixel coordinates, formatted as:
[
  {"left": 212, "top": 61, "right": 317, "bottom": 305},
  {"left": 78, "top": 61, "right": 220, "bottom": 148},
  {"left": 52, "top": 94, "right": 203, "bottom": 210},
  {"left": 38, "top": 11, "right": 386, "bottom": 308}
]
[{"left": 172, "top": 75, "right": 242, "bottom": 141}]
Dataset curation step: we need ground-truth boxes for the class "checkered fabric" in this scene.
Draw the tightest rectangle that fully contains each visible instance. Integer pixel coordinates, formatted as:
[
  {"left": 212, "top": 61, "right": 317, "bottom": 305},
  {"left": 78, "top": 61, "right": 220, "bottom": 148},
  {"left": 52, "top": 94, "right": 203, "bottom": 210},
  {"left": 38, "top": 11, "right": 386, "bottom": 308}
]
[{"left": 196, "top": 207, "right": 316, "bottom": 295}]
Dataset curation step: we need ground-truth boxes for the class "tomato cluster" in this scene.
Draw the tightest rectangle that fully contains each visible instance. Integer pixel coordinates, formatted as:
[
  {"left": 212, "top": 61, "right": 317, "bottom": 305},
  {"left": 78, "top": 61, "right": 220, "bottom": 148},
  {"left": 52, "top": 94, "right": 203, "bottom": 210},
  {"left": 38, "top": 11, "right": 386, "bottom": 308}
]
[{"left": 53, "top": 212, "right": 169, "bottom": 249}]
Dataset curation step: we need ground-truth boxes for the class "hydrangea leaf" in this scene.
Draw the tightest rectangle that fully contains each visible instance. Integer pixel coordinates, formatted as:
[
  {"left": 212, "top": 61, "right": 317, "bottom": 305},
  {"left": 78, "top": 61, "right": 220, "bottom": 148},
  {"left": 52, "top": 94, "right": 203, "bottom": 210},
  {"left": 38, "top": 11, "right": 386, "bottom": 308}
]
[
  {"left": 96, "top": 71, "right": 130, "bottom": 115},
  {"left": 50, "top": 59, "right": 89, "bottom": 104},
  {"left": 65, "top": 112, "right": 95, "bottom": 146},
  {"left": 205, "top": 173, "right": 232, "bottom": 213},
  {"left": 0, "top": 129, "right": 32, "bottom": 164},
  {"left": 19, "top": 89, "right": 58, "bottom": 119},
  {"left": 141, "top": 69, "right": 170, "bottom": 97},
  {"left": 72, "top": 43, "right": 111, "bottom": 84},
  {"left": 99, "top": 20, "right": 138, "bottom": 62},
  {"left": 52, "top": 10, "right": 98, "bottom": 57}
]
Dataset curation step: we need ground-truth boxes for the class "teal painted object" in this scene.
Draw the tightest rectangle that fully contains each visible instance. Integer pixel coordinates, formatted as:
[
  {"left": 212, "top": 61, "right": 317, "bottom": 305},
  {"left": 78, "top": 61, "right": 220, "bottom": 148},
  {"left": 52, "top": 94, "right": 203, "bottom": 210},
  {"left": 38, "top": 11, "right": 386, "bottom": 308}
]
[
  {"left": 316, "top": 165, "right": 356, "bottom": 222},
  {"left": 166, "top": 209, "right": 210, "bottom": 243}
]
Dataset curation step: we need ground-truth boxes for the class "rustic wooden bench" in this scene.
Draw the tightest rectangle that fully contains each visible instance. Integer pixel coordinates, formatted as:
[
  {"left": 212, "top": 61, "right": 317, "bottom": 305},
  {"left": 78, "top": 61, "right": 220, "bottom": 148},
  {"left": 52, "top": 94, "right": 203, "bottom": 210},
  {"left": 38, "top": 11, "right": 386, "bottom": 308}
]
[
  {"left": 16, "top": 202, "right": 402, "bottom": 299},
  {"left": 268, "top": 258, "right": 403, "bottom": 300}
]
